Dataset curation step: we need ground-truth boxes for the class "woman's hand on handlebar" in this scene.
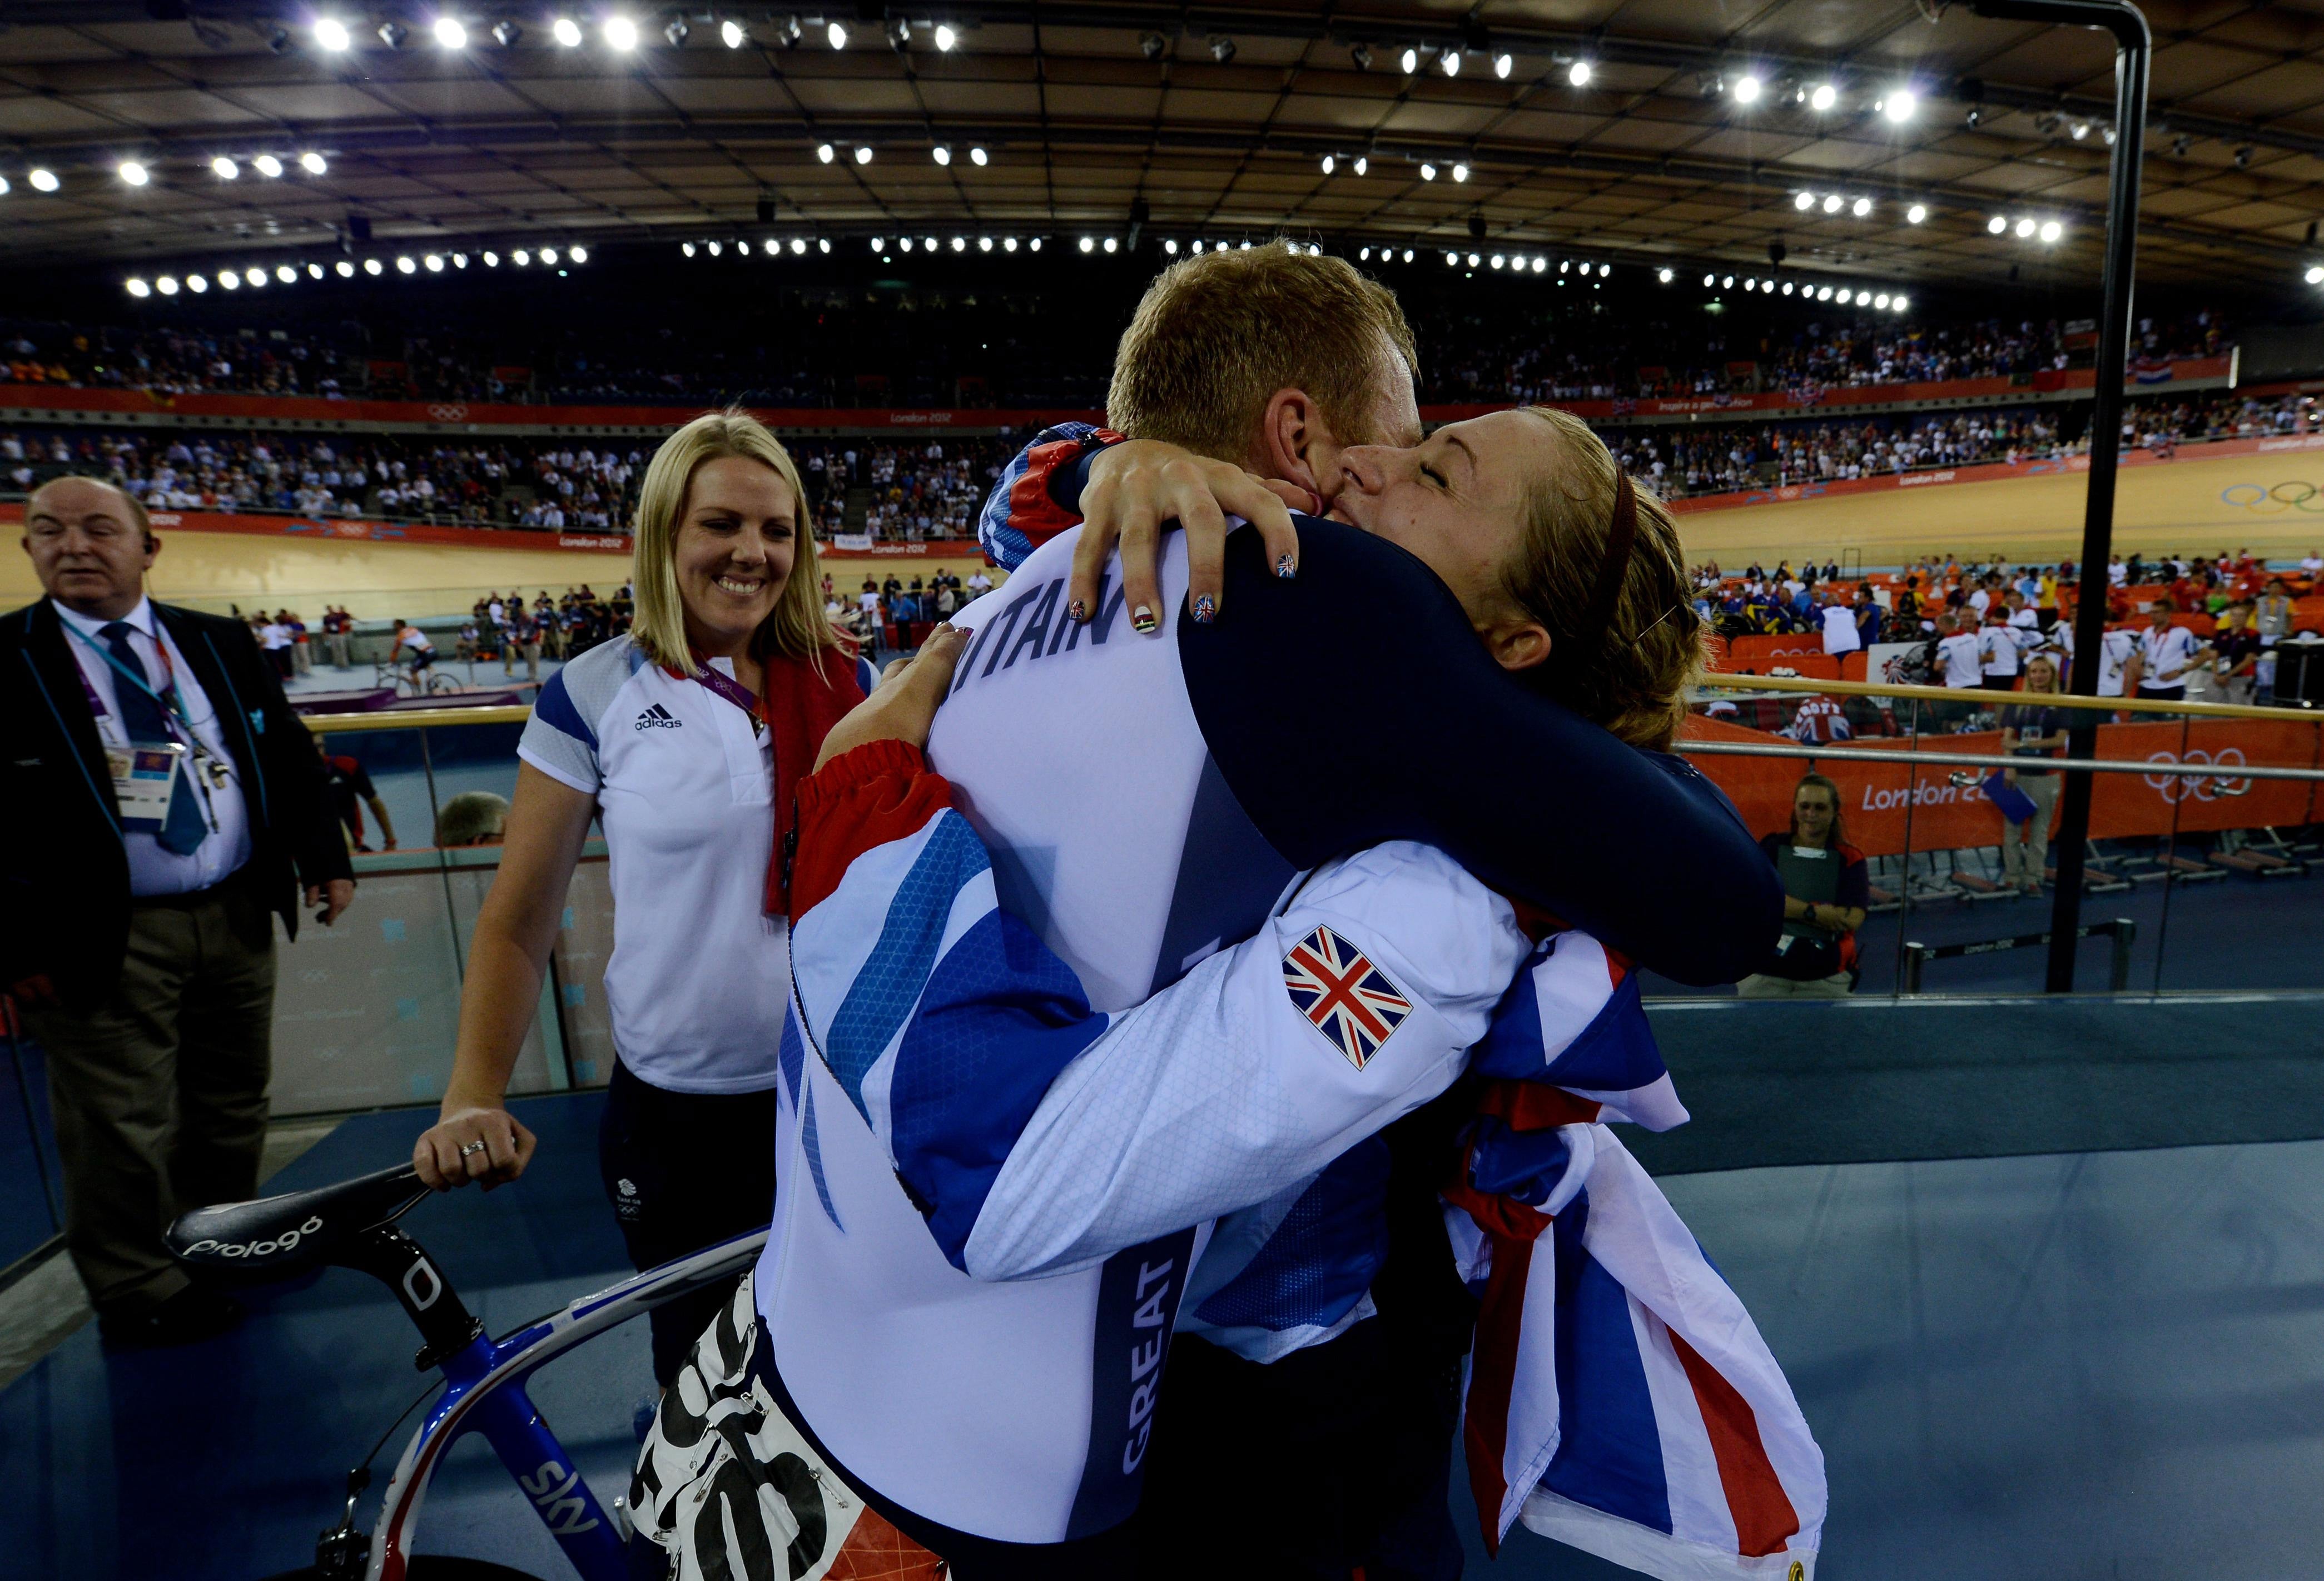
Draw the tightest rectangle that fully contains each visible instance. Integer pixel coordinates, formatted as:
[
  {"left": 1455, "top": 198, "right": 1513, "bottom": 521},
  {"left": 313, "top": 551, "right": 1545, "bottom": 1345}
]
[
  {"left": 1071, "top": 440, "right": 1310, "bottom": 636},
  {"left": 415, "top": 1103, "right": 537, "bottom": 1191}
]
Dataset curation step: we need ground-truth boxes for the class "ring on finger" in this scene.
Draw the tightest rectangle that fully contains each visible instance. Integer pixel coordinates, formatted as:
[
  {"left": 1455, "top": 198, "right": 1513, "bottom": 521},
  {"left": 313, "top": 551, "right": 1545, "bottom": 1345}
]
[{"left": 459, "top": 1140, "right": 488, "bottom": 1159}]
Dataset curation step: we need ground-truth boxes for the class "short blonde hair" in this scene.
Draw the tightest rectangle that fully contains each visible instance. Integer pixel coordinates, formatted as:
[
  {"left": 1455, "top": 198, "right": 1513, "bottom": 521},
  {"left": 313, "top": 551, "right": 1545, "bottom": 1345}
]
[
  {"left": 1499, "top": 407, "right": 1704, "bottom": 752},
  {"left": 1105, "top": 243, "right": 1418, "bottom": 463},
  {"left": 628, "top": 407, "right": 841, "bottom": 672}
]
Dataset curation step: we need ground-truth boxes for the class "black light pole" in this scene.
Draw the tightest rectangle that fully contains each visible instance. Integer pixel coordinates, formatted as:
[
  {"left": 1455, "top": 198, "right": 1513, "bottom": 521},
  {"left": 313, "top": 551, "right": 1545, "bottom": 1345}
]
[{"left": 1969, "top": 0, "right": 2151, "bottom": 991}]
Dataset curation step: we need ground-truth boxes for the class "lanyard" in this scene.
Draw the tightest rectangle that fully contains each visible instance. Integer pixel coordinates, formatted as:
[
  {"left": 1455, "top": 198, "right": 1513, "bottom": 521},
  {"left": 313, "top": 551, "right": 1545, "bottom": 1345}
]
[
  {"left": 687, "top": 657, "right": 764, "bottom": 736},
  {"left": 63, "top": 617, "right": 196, "bottom": 740}
]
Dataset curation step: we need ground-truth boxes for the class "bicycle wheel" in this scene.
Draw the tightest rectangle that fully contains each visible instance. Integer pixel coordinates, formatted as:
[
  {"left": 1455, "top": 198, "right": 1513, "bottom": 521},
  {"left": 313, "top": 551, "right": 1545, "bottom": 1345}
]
[{"left": 262, "top": 1558, "right": 550, "bottom": 1581}]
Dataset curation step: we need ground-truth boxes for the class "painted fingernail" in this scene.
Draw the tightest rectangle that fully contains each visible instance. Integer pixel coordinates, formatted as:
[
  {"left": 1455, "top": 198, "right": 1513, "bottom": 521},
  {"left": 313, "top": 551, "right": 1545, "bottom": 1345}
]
[
  {"left": 1275, "top": 554, "right": 1297, "bottom": 580},
  {"left": 1067, "top": 599, "right": 1088, "bottom": 623},
  {"left": 1131, "top": 604, "right": 1159, "bottom": 633},
  {"left": 1191, "top": 593, "right": 1217, "bottom": 624}
]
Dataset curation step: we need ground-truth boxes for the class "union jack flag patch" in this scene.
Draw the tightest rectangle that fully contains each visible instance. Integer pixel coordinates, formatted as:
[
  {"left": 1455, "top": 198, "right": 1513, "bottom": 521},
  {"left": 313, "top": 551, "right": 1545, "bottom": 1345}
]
[{"left": 1282, "top": 926, "right": 1412, "bottom": 1070}]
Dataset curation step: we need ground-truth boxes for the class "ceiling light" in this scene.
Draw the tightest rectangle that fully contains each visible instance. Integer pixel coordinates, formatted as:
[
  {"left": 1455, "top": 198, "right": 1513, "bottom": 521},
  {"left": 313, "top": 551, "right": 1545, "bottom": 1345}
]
[
  {"left": 817, "top": 142, "right": 835, "bottom": 163},
  {"left": 1494, "top": 53, "right": 1512, "bottom": 79},
  {"left": 247, "top": 266, "right": 269, "bottom": 286},
  {"left": 1734, "top": 74, "right": 1761, "bottom": 104},
  {"left": 1883, "top": 88, "right": 1916, "bottom": 123},
  {"left": 870, "top": 236, "right": 885, "bottom": 252},
  {"left": 1357, "top": 245, "right": 1369, "bottom": 260},
  {"left": 1005, "top": 236, "right": 1018, "bottom": 251},
  {"left": 254, "top": 154, "right": 283, "bottom": 177},
  {"left": 478, "top": 250, "right": 495, "bottom": 266},
  {"left": 1809, "top": 83, "right": 1836, "bottom": 112},
  {"left": 2015, "top": 216, "right": 2035, "bottom": 237},
  {"left": 1420, "top": 162, "right": 1437, "bottom": 181},
  {"left": 363, "top": 257, "right": 383, "bottom": 275},
  {"left": 274, "top": 264, "right": 295, "bottom": 282},
  {"left": 1794, "top": 191, "right": 1814, "bottom": 211},
  {"left": 951, "top": 235, "right": 965, "bottom": 251},
  {"left": 118, "top": 161, "right": 149, "bottom": 186},
  {"left": 1600, "top": 263, "right": 1610, "bottom": 277},
  {"left": 433, "top": 16, "right": 466, "bottom": 48},
  {"left": 1852, "top": 196, "right": 1871, "bottom": 217},
  {"left": 682, "top": 241, "right": 696, "bottom": 256},
  {"left": 1400, "top": 46, "right": 1418, "bottom": 74},
  {"left": 126, "top": 277, "right": 151, "bottom": 298},
  {"left": 187, "top": 274, "right": 208, "bottom": 293},
  {"left": 1532, "top": 255, "right": 1546, "bottom": 273},
  {"left": 2072, "top": 121, "right": 2090, "bottom": 141},
  {"left": 933, "top": 145, "right": 952, "bottom": 166},
  {"left": 2309, "top": 265, "right": 2324, "bottom": 285},
  {"left": 301, "top": 151, "right": 327, "bottom": 175},
  {"left": 553, "top": 16, "right": 583, "bottom": 46},
  {"left": 1722, "top": 274, "right": 1734, "bottom": 287},
  {"left": 1836, "top": 288, "right": 1852, "bottom": 304},
  {"left": 793, "top": 237, "right": 808, "bottom": 254},
  {"left": 451, "top": 252, "right": 467, "bottom": 267},
  {"left": 514, "top": 247, "right": 532, "bottom": 264},
  {"left": 1353, "top": 155, "right": 1368, "bottom": 176},
  {"left": 899, "top": 236, "right": 913, "bottom": 251},
  {"left": 1781, "top": 280, "right": 1793, "bottom": 294},
  {"left": 1658, "top": 267, "right": 1673, "bottom": 283},
  {"left": 1744, "top": 276, "right": 1756, "bottom": 290},
  {"left": 314, "top": 17, "right": 352, "bottom": 50},
  {"left": 1988, "top": 214, "right": 2008, "bottom": 234},
  {"left": 540, "top": 245, "right": 559, "bottom": 264},
  {"left": 1447, "top": 252, "right": 1459, "bottom": 266},
  {"left": 605, "top": 15, "right": 639, "bottom": 49},
  {"left": 854, "top": 145, "right": 872, "bottom": 164},
  {"left": 1560, "top": 259, "right": 1570, "bottom": 273},
  {"left": 1822, "top": 194, "right": 1842, "bottom": 214},
  {"left": 1209, "top": 34, "right": 1235, "bottom": 63},
  {"left": 826, "top": 20, "right": 847, "bottom": 48},
  {"left": 979, "top": 235, "right": 992, "bottom": 251},
  {"left": 970, "top": 146, "right": 987, "bottom": 166},
  {"left": 719, "top": 18, "right": 746, "bottom": 48},
  {"left": 763, "top": 238, "right": 779, "bottom": 255},
  {"left": 213, "top": 156, "right": 239, "bottom": 179},
  {"left": 493, "top": 18, "right": 522, "bottom": 46},
  {"left": 1873, "top": 292, "right": 1891, "bottom": 307},
  {"left": 1906, "top": 202, "right": 1927, "bottom": 223},
  {"left": 1702, "top": 272, "right": 1714, "bottom": 286},
  {"left": 307, "top": 262, "right": 325, "bottom": 278},
  {"left": 1104, "top": 236, "right": 1118, "bottom": 253},
  {"left": 1442, "top": 49, "right": 1460, "bottom": 77},
  {"left": 1568, "top": 60, "right": 1592, "bottom": 87},
  {"left": 1401, "top": 248, "right": 1413, "bottom": 262},
  {"left": 1080, "top": 236, "right": 1094, "bottom": 253},
  {"left": 935, "top": 23, "right": 956, "bottom": 51},
  {"left": 377, "top": 19, "right": 409, "bottom": 47},
  {"left": 158, "top": 275, "right": 183, "bottom": 295},
  {"left": 335, "top": 260, "right": 355, "bottom": 276},
  {"left": 1466, "top": 252, "right": 1479, "bottom": 267},
  {"left": 1816, "top": 285, "right": 1832, "bottom": 300},
  {"left": 1492, "top": 254, "right": 1505, "bottom": 269},
  {"left": 395, "top": 255, "right": 416, "bottom": 274},
  {"left": 2039, "top": 219, "right": 2063, "bottom": 243},
  {"left": 1321, "top": 154, "right": 1335, "bottom": 175},
  {"left": 220, "top": 271, "right": 240, "bottom": 290},
  {"left": 1452, "top": 162, "right": 1469, "bottom": 181},
  {"left": 664, "top": 16, "right": 689, "bottom": 46}
]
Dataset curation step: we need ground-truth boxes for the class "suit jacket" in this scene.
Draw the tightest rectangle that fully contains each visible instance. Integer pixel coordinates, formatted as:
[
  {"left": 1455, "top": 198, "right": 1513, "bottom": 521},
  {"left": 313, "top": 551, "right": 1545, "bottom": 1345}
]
[{"left": 2, "top": 597, "right": 352, "bottom": 1007}]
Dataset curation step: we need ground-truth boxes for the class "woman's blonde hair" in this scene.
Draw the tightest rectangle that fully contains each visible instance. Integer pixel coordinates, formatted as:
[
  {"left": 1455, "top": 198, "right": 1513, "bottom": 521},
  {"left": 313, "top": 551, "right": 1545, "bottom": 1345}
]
[
  {"left": 628, "top": 406, "right": 843, "bottom": 673},
  {"left": 1498, "top": 406, "right": 1705, "bottom": 751}
]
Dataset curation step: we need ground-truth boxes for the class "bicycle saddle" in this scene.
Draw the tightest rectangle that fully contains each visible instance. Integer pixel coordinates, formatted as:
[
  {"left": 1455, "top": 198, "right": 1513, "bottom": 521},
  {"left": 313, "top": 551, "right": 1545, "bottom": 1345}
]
[{"left": 167, "top": 1162, "right": 429, "bottom": 1279}]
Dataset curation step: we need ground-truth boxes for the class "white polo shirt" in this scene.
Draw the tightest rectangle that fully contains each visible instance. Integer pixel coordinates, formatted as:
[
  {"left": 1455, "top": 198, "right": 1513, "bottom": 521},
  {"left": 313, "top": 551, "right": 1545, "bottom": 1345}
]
[
  {"left": 519, "top": 635, "right": 792, "bottom": 1093},
  {"left": 2094, "top": 629, "right": 2139, "bottom": 697},
  {"left": 2138, "top": 624, "right": 2202, "bottom": 692},
  {"left": 1937, "top": 630, "right": 1984, "bottom": 688},
  {"left": 1977, "top": 623, "right": 2020, "bottom": 677}
]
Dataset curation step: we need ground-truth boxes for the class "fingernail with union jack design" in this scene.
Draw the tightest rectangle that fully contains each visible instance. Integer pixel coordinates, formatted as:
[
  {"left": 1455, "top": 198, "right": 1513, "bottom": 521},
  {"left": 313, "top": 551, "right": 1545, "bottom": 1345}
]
[
  {"left": 1276, "top": 554, "right": 1297, "bottom": 579},
  {"left": 1067, "top": 599, "right": 1087, "bottom": 623},
  {"left": 1131, "top": 604, "right": 1159, "bottom": 634},
  {"left": 1191, "top": 594, "right": 1216, "bottom": 624}
]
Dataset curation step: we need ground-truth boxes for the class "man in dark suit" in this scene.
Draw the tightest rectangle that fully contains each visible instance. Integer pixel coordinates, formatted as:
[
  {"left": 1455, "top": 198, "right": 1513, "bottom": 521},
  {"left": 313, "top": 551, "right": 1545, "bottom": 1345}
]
[{"left": 4, "top": 476, "right": 355, "bottom": 1346}]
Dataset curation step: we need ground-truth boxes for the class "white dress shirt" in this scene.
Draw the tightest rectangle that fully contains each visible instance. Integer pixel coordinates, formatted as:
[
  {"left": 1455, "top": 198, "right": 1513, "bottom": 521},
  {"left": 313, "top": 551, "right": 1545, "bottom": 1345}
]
[{"left": 54, "top": 597, "right": 254, "bottom": 896}]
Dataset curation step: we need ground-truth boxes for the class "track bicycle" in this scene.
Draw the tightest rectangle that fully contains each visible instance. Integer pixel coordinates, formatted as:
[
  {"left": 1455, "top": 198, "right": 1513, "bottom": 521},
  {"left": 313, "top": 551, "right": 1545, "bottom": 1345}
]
[{"left": 167, "top": 1163, "right": 764, "bottom": 1581}]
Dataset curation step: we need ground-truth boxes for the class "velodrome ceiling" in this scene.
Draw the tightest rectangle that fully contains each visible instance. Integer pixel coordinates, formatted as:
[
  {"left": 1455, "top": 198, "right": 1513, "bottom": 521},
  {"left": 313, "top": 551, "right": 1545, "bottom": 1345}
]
[{"left": 4, "top": 1, "right": 2324, "bottom": 291}]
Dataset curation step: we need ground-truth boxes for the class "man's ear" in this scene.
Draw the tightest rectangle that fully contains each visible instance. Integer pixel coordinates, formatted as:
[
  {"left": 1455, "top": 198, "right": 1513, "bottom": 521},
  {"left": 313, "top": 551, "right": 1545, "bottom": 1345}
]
[
  {"left": 1479, "top": 614, "right": 1552, "bottom": 675},
  {"left": 1255, "top": 387, "right": 1329, "bottom": 495}
]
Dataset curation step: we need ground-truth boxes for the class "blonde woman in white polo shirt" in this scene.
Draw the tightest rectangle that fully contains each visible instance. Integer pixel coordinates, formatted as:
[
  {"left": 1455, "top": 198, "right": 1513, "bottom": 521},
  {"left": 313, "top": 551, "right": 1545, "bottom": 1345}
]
[{"left": 414, "top": 408, "right": 876, "bottom": 1386}]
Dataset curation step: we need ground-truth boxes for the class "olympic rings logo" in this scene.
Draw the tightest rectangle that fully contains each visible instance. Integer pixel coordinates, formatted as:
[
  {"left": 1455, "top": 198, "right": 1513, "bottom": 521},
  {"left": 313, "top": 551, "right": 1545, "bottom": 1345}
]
[
  {"left": 2220, "top": 480, "right": 2324, "bottom": 513},
  {"left": 426, "top": 403, "right": 470, "bottom": 421},
  {"left": 2144, "top": 748, "right": 2253, "bottom": 803}
]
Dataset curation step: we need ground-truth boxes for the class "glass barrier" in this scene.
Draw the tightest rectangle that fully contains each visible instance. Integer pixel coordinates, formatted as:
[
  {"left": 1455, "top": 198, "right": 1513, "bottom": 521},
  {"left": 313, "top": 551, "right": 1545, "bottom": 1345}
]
[{"left": 1676, "top": 672, "right": 2324, "bottom": 1002}]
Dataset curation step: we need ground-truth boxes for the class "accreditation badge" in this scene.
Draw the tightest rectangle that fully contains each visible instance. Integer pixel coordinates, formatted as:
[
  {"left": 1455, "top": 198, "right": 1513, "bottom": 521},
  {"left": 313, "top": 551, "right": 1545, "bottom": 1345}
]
[{"left": 107, "top": 742, "right": 185, "bottom": 833}]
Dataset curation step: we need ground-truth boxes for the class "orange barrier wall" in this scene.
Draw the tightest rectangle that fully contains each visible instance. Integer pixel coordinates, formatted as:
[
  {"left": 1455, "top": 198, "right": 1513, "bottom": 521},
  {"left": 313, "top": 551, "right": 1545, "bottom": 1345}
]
[{"left": 1684, "top": 714, "right": 2324, "bottom": 856}]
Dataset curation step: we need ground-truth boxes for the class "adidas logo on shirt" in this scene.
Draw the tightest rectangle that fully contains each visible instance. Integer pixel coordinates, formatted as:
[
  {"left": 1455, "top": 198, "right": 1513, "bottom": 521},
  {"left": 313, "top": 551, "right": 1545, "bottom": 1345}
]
[{"left": 633, "top": 703, "right": 682, "bottom": 731}]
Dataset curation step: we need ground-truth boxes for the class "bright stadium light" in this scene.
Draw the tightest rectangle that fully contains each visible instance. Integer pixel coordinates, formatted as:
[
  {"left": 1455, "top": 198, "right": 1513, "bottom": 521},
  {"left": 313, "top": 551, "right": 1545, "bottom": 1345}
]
[
  {"left": 1988, "top": 214, "right": 2008, "bottom": 234},
  {"left": 219, "top": 270, "right": 239, "bottom": 290},
  {"left": 1446, "top": 252, "right": 1459, "bottom": 267},
  {"left": 1823, "top": 194, "right": 1843, "bottom": 214},
  {"left": 1004, "top": 236, "right": 1019, "bottom": 251},
  {"left": 514, "top": 247, "right": 532, "bottom": 264},
  {"left": 2308, "top": 265, "right": 2324, "bottom": 285},
  {"left": 1079, "top": 236, "right": 1094, "bottom": 253},
  {"left": 1809, "top": 83, "right": 1837, "bottom": 111},
  {"left": 213, "top": 156, "right": 240, "bottom": 179},
  {"left": 604, "top": 15, "right": 638, "bottom": 49},
  {"left": 1532, "top": 255, "right": 1546, "bottom": 273},
  {"left": 933, "top": 145, "right": 952, "bottom": 166},
  {"left": 276, "top": 264, "right": 297, "bottom": 282},
  {"left": 245, "top": 266, "right": 266, "bottom": 286},
  {"left": 1816, "top": 285, "right": 1833, "bottom": 300},
  {"left": 450, "top": 252, "right": 466, "bottom": 268},
  {"left": 2039, "top": 219, "right": 2063, "bottom": 243},
  {"left": 827, "top": 20, "right": 847, "bottom": 48},
  {"left": 308, "top": 262, "right": 326, "bottom": 277},
  {"left": 979, "top": 235, "right": 992, "bottom": 251},
  {"left": 1104, "top": 236, "right": 1118, "bottom": 253},
  {"left": 1721, "top": 274, "right": 1734, "bottom": 287},
  {"left": 1353, "top": 155, "right": 1367, "bottom": 175},
  {"left": 1491, "top": 255, "right": 1505, "bottom": 270},
  {"left": 681, "top": 241, "right": 696, "bottom": 257},
  {"left": 552, "top": 16, "right": 583, "bottom": 46},
  {"left": 935, "top": 23, "right": 956, "bottom": 51},
  {"left": 817, "top": 142, "right": 835, "bottom": 163},
  {"left": 569, "top": 244, "right": 587, "bottom": 262},
  {"left": 1442, "top": 49, "right": 1459, "bottom": 77},
  {"left": 1452, "top": 162, "right": 1469, "bottom": 181},
  {"left": 2015, "top": 216, "right": 2035, "bottom": 237},
  {"left": 970, "top": 146, "right": 988, "bottom": 166},
  {"left": 720, "top": 18, "right": 746, "bottom": 48},
  {"left": 363, "top": 257, "right": 383, "bottom": 275},
  {"left": 1794, "top": 191, "right": 1814, "bottom": 211},
  {"left": 899, "top": 236, "right": 913, "bottom": 251},
  {"left": 254, "top": 155, "right": 284, "bottom": 177},
  {"left": 540, "top": 245, "right": 559, "bottom": 263},
  {"left": 157, "top": 275, "right": 180, "bottom": 295},
  {"left": 302, "top": 151, "right": 328, "bottom": 175},
  {"left": 1702, "top": 272, "right": 1713, "bottom": 286},
  {"left": 433, "top": 16, "right": 466, "bottom": 48},
  {"left": 1419, "top": 162, "right": 1437, "bottom": 181},
  {"left": 1399, "top": 46, "right": 1418, "bottom": 74},
  {"left": 126, "top": 277, "right": 151, "bottom": 297},
  {"left": 1781, "top": 280, "right": 1794, "bottom": 295},
  {"left": 314, "top": 16, "right": 352, "bottom": 50},
  {"left": 1658, "top": 267, "right": 1673, "bottom": 282},
  {"left": 1494, "top": 52, "right": 1512, "bottom": 79},
  {"left": 1744, "top": 276, "right": 1756, "bottom": 290},
  {"left": 186, "top": 274, "right": 208, "bottom": 292},
  {"left": 336, "top": 259, "right": 355, "bottom": 276},
  {"left": 1874, "top": 292, "right": 1890, "bottom": 307},
  {"left": 1734, "top": 74, "right": 1762, "bottom": 104},
  {"left": 854, "top": 145, "right": 872, "bottom": 164},
  {"left": 1883, "top": 88, "right": 1917, "bottom": 123},
  {"left": 482, "top": 250, "right": 499, "bottom": 266},
  {"left": 1567, "top": 59, "right": 1592, "bottom": 87},
  {"left": 1321, "top": 153, "right": 1335, "bottom": 175},
  {"left": 1836, "top": 288, "right": 1852, "bottom": 304},
  {"left": 1853, "top": 197, "right": 1872, "bottom": 217},
  {"left": 118, "top": 161, "right": 149, "bottom": 186},
  {"left": 396, "top": 255, "right": 416, "bottom": 274},
  {"left": 1906, "top": 203, "right": 1928, "bottom": 223}
]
